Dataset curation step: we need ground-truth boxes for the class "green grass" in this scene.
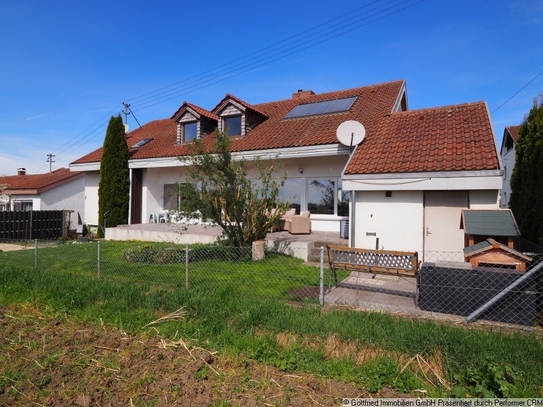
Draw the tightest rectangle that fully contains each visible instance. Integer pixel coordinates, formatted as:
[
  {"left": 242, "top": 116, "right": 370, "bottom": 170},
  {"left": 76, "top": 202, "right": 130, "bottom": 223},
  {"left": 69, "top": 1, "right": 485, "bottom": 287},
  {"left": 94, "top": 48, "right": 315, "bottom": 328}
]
[
  {"left": 1, "top": 241, "right": 543, "bottom": 397},
  {"left": 0, "top": 241, "right": 334, "bottom": 301}
]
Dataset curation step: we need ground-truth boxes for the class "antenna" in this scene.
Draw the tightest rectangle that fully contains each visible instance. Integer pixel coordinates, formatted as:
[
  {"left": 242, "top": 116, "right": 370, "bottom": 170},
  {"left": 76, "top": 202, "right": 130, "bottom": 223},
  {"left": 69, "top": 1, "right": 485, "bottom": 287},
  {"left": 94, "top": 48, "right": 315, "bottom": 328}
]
[
  {"left": 46, "top": 153, "right": 56, "bottom": 173},
  {"left": 336, "top": 120, "right": 365, "bottom": 148}
]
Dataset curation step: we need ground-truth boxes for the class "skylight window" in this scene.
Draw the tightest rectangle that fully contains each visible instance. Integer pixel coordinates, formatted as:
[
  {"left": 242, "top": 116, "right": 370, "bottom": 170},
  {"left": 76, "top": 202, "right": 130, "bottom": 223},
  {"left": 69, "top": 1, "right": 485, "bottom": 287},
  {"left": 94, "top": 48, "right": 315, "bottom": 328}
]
[
  {"left": 131, "top": 138, "right": 153, "bottom": 148},
  {"left": 284, "top": 96, "right": 357, "bottom": 119}
]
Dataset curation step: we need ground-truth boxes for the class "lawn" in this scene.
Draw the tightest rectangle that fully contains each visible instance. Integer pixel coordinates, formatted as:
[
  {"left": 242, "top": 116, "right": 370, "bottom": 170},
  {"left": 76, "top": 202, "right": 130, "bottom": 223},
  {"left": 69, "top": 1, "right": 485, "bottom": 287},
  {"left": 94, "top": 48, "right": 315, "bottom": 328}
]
[
  {"left": 0, "top": 241, "right": 342, "bottom": 301},
  {"left": 1, "top": 240, "right": 543, "bottom": 399}
]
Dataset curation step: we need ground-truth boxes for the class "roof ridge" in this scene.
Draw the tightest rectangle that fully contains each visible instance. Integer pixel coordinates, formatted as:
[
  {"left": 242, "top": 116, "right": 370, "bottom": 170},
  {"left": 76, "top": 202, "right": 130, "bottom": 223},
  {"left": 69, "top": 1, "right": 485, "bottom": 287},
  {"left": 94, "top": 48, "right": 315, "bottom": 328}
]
[
  {"left": 253, "top": 79, "right": 406, "bottom": 107},
  {"left": 390, "top": 100, "right": 486, "bottom": 115}
]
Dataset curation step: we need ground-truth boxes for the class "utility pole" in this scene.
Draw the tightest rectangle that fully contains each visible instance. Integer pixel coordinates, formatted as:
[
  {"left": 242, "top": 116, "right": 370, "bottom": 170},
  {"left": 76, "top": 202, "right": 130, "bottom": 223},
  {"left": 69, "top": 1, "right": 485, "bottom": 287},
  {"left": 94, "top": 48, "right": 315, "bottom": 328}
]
[
  {"left": 122, "top": 102, "right": 131, "bottom": 133},
  {"left": 122, "top": 102, "right": 142, "bottom": 131},
  {"left": 46, "top": 153, "right": 56, "bottom": 173},
  {"left": 122, "top": 102, "right": 131, "bottom": 125}
]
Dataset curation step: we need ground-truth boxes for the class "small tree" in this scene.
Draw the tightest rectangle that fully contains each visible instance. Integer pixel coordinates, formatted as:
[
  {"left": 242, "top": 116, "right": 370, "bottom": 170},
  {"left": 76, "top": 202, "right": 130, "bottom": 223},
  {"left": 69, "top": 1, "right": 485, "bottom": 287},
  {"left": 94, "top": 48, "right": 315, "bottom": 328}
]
[
  {"left": 98, "top": 115, "right": 130, "bottom": 237},
  {"left": 509, "top": 95, "right": 543, "bottom": 247},
  {"left": 179, "top": 131, "right": 290, "bottom": 247}
]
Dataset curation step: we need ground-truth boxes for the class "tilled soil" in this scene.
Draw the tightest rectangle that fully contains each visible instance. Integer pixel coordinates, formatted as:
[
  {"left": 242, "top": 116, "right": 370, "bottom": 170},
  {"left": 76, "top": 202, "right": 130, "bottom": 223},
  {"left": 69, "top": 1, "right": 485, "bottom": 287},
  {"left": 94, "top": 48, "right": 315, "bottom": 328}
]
[{"left": 0, "top": 304, "right": 410, "bottom": 406}]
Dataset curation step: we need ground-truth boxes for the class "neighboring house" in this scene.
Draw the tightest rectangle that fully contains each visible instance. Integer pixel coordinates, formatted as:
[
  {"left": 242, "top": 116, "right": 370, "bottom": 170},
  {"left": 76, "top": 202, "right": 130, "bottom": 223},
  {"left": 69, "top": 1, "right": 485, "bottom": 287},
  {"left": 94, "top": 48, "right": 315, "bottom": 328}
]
[
  {"left": 70, "top": 79, "right": 502, "bottom": 259},
  {"left": 0, "top": 168, "right": 86, "bottom": 232},
  {"left": 499, "top": 125, "right": 520, "bottom": 208}
]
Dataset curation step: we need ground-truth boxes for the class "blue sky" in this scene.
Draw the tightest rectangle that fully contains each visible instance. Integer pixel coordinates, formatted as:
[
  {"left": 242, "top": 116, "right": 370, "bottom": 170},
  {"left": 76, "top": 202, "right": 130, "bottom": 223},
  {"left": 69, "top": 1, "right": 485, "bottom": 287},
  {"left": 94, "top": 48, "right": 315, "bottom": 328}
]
[{"left": 1, "top": 0, "right": 542, "bottom": 176}]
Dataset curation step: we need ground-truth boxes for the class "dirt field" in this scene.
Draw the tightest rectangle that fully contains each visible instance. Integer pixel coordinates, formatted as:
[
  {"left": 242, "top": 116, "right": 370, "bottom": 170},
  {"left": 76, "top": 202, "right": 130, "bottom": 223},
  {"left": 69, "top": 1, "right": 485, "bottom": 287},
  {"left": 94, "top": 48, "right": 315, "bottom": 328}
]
[{"left": 0, "top": 303, "right": 415, "bottom": 406}]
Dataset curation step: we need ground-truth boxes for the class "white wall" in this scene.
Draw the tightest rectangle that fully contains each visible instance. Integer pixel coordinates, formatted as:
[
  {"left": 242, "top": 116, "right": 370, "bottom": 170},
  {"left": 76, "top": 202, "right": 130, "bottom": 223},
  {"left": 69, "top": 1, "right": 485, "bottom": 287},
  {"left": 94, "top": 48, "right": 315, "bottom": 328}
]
[
  {"left": 353, "top": 190, "right": 424, "bottom": 252},
  {"left": 501, "top": 145, "right": 515, "bottom": 208},
  {"left": 41, "top": 176, "right": 85, "bottom": 231},
  {"left": 469, "top": 190, "right": 500, "bottom": 208},
  {"left": 141, "top": 156, "right": 349, "bottom": 231}
]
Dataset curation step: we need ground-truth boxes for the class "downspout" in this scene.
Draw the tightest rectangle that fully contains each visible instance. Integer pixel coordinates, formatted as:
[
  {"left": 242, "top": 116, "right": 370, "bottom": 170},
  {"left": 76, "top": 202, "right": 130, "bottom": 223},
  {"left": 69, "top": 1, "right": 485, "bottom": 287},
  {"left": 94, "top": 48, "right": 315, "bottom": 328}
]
[
  {"left": 350, "top": 190, "right": 355, "bottom": 248},
  {"left": 465, "top": 261, "right": 542, "bottom": 323}
]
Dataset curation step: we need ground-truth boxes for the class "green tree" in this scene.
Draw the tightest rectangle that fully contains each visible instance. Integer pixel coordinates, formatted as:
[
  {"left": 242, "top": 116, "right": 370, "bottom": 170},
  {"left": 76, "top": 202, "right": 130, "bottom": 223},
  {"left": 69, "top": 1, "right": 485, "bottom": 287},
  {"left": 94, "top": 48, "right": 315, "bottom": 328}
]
[
  {"left": 179, "top": 131, "right": 290, "bottom": 247},
  {"left": 98, "top": 115, "right": 130, "bottom": 237},
  {"left": 509, "top": 95, "right": 543, "bottom": 247}
]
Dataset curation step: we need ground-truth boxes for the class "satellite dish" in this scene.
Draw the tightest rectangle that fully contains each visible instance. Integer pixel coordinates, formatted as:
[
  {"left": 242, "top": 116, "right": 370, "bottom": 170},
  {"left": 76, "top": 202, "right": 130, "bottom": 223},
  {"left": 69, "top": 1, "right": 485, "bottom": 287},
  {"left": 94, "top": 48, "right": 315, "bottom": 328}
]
[
  {"left": 336, "top": 120, "right": 365, "bottom": 147},
  {"left": 0, "top": 194, "right": 10, "bottom": 205}
]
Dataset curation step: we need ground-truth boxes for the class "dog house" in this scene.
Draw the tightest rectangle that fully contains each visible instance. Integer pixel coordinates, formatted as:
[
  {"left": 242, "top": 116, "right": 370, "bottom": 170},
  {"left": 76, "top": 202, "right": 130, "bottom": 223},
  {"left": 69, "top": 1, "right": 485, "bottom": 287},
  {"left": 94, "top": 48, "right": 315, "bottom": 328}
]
[{"left": 463, "top": 238, "right": 533, "bottom": 271}]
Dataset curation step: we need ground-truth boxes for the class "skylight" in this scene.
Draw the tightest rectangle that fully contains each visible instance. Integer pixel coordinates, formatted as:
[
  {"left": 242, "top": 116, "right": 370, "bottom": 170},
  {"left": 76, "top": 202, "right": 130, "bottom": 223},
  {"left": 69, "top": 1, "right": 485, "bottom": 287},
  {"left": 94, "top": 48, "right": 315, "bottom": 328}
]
[
  {"left": 284, "top": 96, "right": 357, "bottom": 119},
  {"left": 131, "top": 138, "right": 153, "bottom": 148}
]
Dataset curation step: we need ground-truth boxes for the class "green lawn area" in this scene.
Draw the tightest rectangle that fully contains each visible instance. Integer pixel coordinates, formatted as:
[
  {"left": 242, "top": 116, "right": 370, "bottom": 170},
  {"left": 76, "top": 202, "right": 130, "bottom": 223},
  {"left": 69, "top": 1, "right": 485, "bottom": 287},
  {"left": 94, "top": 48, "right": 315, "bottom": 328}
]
[
  {"left": 0, "top": 241, "right": 343, "bottom": 302},
  {"left": 2, "top": 240, "right": 543, "bottom": 398}
]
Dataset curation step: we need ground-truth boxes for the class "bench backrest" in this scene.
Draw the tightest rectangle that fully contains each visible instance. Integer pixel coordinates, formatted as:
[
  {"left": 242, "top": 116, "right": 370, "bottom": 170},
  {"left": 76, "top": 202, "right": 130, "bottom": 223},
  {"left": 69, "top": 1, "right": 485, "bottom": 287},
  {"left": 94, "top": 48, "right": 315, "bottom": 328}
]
[{"left": 327, "top": 245, "right": 419, "bottom": 277}]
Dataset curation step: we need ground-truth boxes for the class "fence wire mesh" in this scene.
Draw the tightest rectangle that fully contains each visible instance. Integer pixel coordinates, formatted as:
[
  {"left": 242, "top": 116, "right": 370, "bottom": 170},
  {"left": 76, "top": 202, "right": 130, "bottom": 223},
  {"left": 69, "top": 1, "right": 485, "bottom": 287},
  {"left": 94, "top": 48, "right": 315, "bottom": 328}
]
[{"left": 1, "top": 240, "right": 542, "bottom": 330}]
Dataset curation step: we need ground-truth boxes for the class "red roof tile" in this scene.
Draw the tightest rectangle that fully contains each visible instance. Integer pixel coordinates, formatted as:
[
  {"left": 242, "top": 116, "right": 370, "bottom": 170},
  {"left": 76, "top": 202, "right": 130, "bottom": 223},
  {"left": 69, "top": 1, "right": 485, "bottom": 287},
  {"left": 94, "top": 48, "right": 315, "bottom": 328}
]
[
  {"left": 72, "top": 80, "right": 404, "bottom": 165},
  {"left": 1, "top": 168, "right": 84, "bottom": 194},
  {"left": 212, "top": 94, "right": 269, "bottom": 118},
  {"left": 505, "top": 125, "right": 520, "bottom": 142},
  {"left": 345, "top": 102, "right": 500, "bottom": 174},
  {"left": 71, "top": 81, "right": 499, "bottom": 176},
  {"left": 171, "top": 102, "right": 218, "bottom": 121}
]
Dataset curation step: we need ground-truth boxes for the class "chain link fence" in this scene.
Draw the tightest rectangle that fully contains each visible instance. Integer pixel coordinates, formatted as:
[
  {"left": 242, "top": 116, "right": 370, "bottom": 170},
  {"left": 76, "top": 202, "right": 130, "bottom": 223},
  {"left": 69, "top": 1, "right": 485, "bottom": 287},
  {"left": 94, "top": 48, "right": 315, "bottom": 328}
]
[{"left": 1, "top": 240, "right": 542, "bottom": 330}]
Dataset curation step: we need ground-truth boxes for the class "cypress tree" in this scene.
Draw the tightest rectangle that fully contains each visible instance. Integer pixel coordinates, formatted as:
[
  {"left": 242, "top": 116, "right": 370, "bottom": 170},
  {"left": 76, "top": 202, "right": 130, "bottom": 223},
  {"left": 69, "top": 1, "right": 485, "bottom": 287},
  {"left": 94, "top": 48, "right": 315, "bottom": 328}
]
[
  {"left": 97, "top": 115, "right": 130, "bottom": 237},
  {"left": 509, "top": 96, "right": 543, "bottom": 247}
]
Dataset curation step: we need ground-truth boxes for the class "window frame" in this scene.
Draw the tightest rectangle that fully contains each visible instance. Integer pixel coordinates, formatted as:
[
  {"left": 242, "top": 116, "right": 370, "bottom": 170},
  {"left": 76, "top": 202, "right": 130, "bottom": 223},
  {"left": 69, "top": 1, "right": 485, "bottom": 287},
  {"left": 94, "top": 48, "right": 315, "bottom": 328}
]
[
  {"left": 183, "top": 121, "right": 198, "bottom": 142},
  {"left": 223, "top": 115, "right": 242, "bottom": 136}
]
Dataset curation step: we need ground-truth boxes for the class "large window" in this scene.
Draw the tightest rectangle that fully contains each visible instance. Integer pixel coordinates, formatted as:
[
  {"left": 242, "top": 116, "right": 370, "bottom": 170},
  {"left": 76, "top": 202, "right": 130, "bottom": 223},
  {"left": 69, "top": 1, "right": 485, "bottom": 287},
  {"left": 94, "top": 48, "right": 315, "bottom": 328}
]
[
  {"left": 337, "top": 180, "right": 349, "bottom": 216},
  {"left": 307, "top": 178, "right": 349, "bottom": 216},
  {"left": 183, "top": 122, "right": 197, "bottom": 142},
  {"left": 308, "top": 179, "right": 335, "bottom": 215},
  {"left": 278, "top": 178, "right": 301, "bottom": 214},
  {"left": 273, "top": 177, "right": 350, "bottom": 216},
  {"left": 224, "top": 115, "right": 242, "bottom": 136},
  {"left": 163, "top": 183, "right": 183, "bottom": 211}
]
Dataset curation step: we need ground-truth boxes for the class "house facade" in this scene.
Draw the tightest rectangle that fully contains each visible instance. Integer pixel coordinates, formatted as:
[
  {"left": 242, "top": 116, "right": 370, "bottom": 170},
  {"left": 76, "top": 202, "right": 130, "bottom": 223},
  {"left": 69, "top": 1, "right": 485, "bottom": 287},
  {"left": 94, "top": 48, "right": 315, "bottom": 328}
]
[
  {"left": 499, "top": 125, "right": 519, "bottom": 208},
  {"left": 70, "top": 80, "right": 502, "bottom": 258},
  {"left": 0, "top": 168, "right": 86, "bottom": 231}
]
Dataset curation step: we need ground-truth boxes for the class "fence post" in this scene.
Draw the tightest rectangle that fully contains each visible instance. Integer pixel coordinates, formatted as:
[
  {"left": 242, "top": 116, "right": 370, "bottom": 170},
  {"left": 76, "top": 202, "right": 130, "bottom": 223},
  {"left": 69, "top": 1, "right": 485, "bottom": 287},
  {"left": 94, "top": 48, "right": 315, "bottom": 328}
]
[
  {"left": 97, "top": 241, "right": 101, "bottom": 279},
  {"left": 185, "top": 244, "right": 189, "bottom": 289},
  {"left": 34, "top": 239, "right": 38, "bottom": 270},
  {"left": 320, "top": 246, "right": 324, "bottom": 306}
]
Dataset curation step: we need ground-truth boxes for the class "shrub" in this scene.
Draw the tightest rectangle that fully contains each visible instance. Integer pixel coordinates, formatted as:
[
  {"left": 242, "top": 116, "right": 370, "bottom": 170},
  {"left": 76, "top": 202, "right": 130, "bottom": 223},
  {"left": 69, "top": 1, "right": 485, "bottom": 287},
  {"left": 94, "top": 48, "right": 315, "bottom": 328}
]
[{"left": 121, "top": 244, "right": 186, "bottom": 264}]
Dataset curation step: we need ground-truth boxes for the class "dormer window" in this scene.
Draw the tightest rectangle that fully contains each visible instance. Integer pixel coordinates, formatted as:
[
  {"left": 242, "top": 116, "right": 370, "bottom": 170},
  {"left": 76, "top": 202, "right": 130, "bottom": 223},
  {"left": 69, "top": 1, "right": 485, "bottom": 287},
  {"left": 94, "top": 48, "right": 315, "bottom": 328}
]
[
  {"left": 183, "top": 122, "right": 198, "bottom": 142},
  {"left": 224, "top": 115, "right": 242, "bottom": 136}
]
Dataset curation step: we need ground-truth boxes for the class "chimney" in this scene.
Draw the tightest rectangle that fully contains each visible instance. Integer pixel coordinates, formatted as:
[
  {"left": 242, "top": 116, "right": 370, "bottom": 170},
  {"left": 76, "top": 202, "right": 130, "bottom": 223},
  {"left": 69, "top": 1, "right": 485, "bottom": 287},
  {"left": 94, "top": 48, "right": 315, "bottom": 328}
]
[
  {"left": 292, "top": 89, "right": 315, "bottom": 99},
  {"left": 17, "top": 168, "right": 26, "bottom": 176}
]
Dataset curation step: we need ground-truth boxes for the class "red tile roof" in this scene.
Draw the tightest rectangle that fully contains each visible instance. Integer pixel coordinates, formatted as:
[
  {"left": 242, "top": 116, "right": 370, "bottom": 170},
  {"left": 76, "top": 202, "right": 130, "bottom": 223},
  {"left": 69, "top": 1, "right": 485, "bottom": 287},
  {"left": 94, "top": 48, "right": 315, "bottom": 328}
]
[
  {"left": 1, "top": 168, "right": 84, "bottom": 194},
  {"left": 345, "top": 101, "right": 499, "bottom": 174},
  {"left": 212, "top": 94, "right": 269, "bottom": 118},
  {"left": 71, "top": 80, "right": 499, "bottom": 175},
  {"left": 505, "top": 125, "right": 520, "bottom": 142},
  {"left": 171, "top": 102, "right": 218, "bottom": 121},
  {"left": 73, "top": 80, "right": 404, "bottom": 165}
]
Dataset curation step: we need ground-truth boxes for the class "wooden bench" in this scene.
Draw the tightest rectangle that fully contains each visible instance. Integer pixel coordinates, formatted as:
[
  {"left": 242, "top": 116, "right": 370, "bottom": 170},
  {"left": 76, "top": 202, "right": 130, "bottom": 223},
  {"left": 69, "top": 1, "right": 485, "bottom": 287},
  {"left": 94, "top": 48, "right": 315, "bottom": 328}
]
[{"left": 327, "top": 245, "right": 419, "bottom": 285}]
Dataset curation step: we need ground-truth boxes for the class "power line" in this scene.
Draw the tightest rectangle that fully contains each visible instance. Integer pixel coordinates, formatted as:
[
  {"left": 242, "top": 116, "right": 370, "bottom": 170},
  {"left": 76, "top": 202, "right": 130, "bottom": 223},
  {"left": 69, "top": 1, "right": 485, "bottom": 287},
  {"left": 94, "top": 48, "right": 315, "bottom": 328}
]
[
  {"left": 491, "top": 68, "right": 543, "bottom": 114},
  {"left": 129, "top": 0, "right": 425, "bottom": 112},
  {"left": 49, "top": 0, "right": 425, "bottom": 166}
]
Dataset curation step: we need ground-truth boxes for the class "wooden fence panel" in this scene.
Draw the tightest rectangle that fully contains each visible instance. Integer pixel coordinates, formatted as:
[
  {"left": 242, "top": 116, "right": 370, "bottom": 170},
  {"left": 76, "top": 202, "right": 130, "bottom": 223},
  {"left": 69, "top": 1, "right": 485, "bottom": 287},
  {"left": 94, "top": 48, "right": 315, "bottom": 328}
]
[{"left": 0, "top": 210, "right": 65, "bottom": 241}]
